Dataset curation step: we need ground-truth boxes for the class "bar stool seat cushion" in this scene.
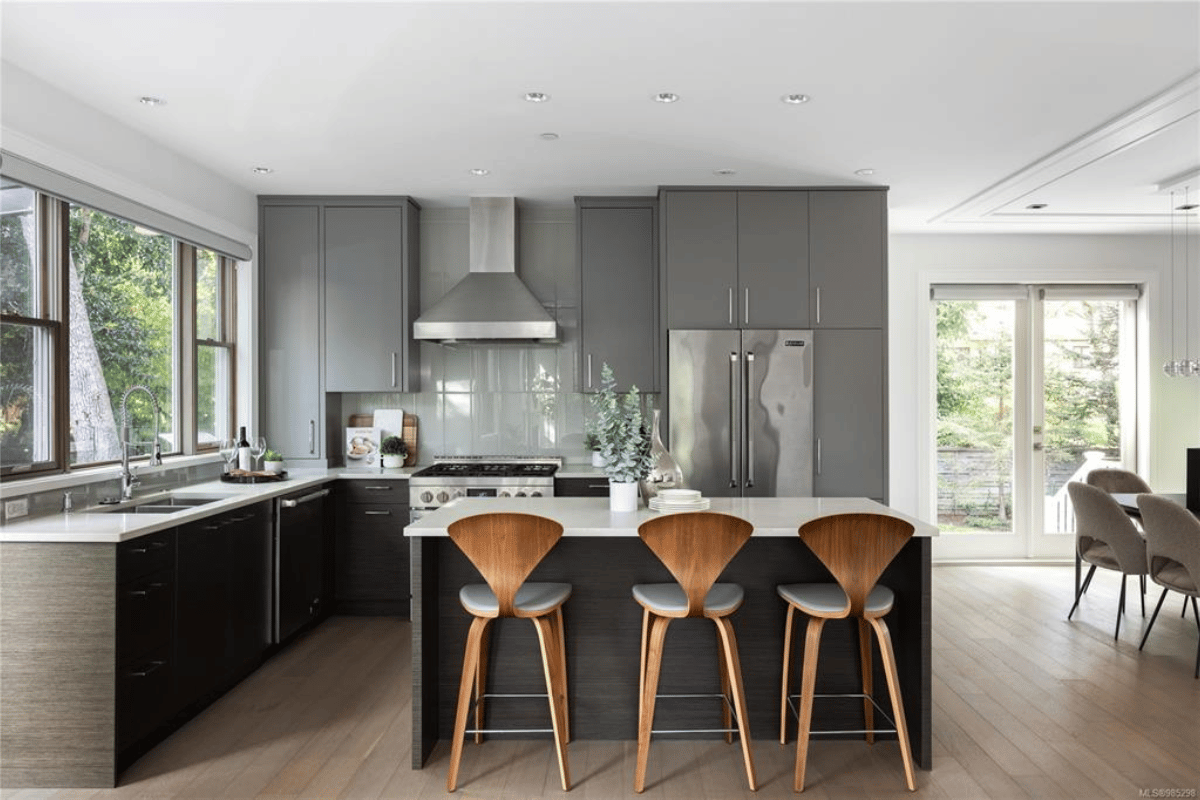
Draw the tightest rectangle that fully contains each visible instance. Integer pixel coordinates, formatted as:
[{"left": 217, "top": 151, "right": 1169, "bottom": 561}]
[
  {"left": 632, "top": 582, "right": 743, "bottom": 616},
  {"left": 460, "top": 582, "right": 572, "bottom": 616},
  {"left": 777, "top": 582, "right": 895, "bottom": 616}
]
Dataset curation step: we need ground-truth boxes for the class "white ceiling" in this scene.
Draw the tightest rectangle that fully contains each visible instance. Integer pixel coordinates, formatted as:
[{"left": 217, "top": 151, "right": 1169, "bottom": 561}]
[{"left": 2, "top": 0, "right": 1198, "bottom": 233}]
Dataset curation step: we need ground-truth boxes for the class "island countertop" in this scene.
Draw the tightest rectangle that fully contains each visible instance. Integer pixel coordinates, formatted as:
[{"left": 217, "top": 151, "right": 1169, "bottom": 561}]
[{"left": 404, "top": 496, "right": 938, "bottom": 537}]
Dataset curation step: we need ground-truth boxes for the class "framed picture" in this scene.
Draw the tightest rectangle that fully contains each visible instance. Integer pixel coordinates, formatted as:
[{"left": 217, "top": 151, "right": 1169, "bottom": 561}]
[{"left": 345, "top": 426, "right": 380, "bottom": 469}]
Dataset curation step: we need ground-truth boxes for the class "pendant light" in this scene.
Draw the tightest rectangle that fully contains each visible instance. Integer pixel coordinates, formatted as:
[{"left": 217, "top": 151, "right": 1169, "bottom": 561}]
[{"left": 1164, "top": 185, "right": 1199, "bottom": 377}]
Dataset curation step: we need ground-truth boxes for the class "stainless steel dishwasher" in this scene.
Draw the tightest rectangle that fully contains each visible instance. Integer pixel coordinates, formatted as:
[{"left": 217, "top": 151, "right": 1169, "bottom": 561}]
[{"left": 274, "top": 486, "right": 331, "bottom": 643}]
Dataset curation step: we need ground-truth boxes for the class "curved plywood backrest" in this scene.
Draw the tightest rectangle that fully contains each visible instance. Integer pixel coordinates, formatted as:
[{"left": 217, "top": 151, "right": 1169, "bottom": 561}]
[
  {"left": 637, "top": 511, "right": 754, "bottom": 617},
  {"left": 446, "top": 512, "right": 565, "bottom": 617},
  {"left": 797, "top": 513, "right": 915, "bottom": 618}
]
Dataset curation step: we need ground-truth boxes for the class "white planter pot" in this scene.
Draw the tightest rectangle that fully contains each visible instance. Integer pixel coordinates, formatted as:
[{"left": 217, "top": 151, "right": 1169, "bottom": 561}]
[
  {"left": 609, "top": 480, "right": 639, "bottom": 513},
  {"left": 382, "top": 454, "right": 404, "bottom": 468},
  {"left": 264, "top": 461, "right": 284, "bottom": 474},
  {"left": 592, "top": 450, "right": 605, "bottom": 468}
]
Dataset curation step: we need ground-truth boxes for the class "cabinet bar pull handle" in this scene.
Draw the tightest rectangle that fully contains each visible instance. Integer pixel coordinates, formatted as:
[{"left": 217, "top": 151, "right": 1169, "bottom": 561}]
[
  {"left": 586, "top": 484, "right": 608, "bottom": 490},
  {"left": 364, "top": 510, "right": 392, "bottom": 516},
  {"left": 391, "top": 352, "right": 397, "bottom": 387},
  {"left": 309, "top": 420, "right": 316, "bottom": 454},
  {"left": 363, "top": 485, "right": 393, "bottom": 491},
  {"left": 745, "top": 351, "right": 755, "bottom": 488},
  {"left": 128, "top": 660, "right": 166, "bottom": 678},
  {"left": 728, "top": 288, "right": 734, "bottom": 325},
  {"left": 281, "top": 488, "right": 331, "bottom": 508},
  {"left": 744, "top": 288, "right": 750, "bottom": 326},
  {"left": 729, "top": 351, "right": 739, "bottom": 488},
  {"left": 815, "top": 286, "right": 821, "bottom": 325},
  {"left": 816, "top": 438, "right": 822, "bottom": 475},
  {"left": 586, "top": 354, "right": 593, "bottom": 389}
]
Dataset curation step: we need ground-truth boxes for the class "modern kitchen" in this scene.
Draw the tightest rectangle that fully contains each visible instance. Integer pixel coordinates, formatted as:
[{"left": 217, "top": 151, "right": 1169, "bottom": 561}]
[{"left": 2, "top": 3, "right": 1199, "bottom": 799}]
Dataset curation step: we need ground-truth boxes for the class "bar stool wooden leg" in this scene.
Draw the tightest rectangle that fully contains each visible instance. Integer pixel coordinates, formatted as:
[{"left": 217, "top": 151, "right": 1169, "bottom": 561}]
[
  {"left": 794, "top": 616, "right": 825, "bottom": 793},
  {"left": 867, "top": 617, "right": 915, "bottom": 792},
  {"left": 638, "top": 607, "right": 650, "bottom": 727},
  {"left": 553, "top": 606, "right": 570, "bottom": 743},
  {"left": 717, "top": 633, "right": 733, "bottom": 744},
  {"left": 635, "top": 614, "right": 671, "bottom": 794},
  {"left": 780, "top": 603, "right": 795, "bottom": 744},
  {"left": 858, "top": 617, "right": 875, "bottom": 745},
  {"left": 448, "top": 616, "right": 489, "bottom": 792},
  {"left": 713, "top": 616, "right": 757, "bottom": 791},
  {"left": 533, "top": 614, "right": 571, "bottom": 791},
  {"left": 474, "top": 621, "right": 492, "bottom": 745}
]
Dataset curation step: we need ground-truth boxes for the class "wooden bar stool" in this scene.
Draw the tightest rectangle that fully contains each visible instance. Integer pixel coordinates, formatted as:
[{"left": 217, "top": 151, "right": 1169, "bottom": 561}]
[
  {"left": 445, "top": 512, "right": 572, "bottom": 792},
  {"left": 778, "top": 512, "right": 916, "bottom": 792},
  {"left": 633, "top": 511, "right": 756, "bottom": 794}
]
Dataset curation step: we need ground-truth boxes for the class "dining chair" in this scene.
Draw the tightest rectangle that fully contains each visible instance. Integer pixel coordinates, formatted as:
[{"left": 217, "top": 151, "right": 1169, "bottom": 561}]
[
  {"left": 632, "top": 511, "right": 756, "bottom": 794},
  {"left": 778, "top": 512, "right": 916, "bottom": 792},
  {"left": 1085, "top": 468, "right": 1152, "bottom": 495},
  {"left": 1066, "top": 481, "right": 1148, "bottom": 639},
  {"left": 1135, "top": 494, "right": 1200, "bottom": 679},
  {"left": 445, "top": 512, "right": 572, "bottom": 792}
]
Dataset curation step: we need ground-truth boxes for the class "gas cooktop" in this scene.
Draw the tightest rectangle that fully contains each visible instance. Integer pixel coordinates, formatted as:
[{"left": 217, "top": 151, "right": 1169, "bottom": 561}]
[{"left": 412, "top": 462, "right": 559, "bottom": 478}]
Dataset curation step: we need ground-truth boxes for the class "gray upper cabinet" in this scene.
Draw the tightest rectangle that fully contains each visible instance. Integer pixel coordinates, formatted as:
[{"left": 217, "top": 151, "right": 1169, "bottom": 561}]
[
  {"left": 577, "top": 198, "right": 658, "bottom": 392},
  {"left": 663, "top": 189, "right": 809, "bottom": 329},
  {"left": 663, "top": 190, "right": 738, "bottom": 328},
  {"left": 737, "top": 191, "right": 809, "bottom": 328},
  {"left": 809, "top": 190, "right": 886, "bottom": 329},
  {"left": 813, "top": 328, "right": 885, "bottom": 500},
  {"left": 260, "top": 203, "right": 325, "bottom": 463},
  {"left": 323, "top": 200, "right": 421, "bottom": 392}
]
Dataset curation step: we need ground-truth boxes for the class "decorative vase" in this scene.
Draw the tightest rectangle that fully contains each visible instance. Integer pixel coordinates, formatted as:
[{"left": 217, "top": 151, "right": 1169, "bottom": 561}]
[
  {"left": 382, "top": 454, "right": 404, "bottom": 468},
  {"left": 639, "top": 408, "right": 683, "bottom": 501},
  {"left": 264, "top": 460, "right": 284, "bottom": 474},
  {"left": 609, "top": 480, "right": 639, "bottom": 512},
  {"left": 592, "top": 450, "right": 605, "bottom": 468}
]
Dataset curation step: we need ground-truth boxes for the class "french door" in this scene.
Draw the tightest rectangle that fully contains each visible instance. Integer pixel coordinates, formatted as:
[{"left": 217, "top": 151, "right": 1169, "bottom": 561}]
[{"left": 933, "top": 284, "right": 1139, "bottom": 559}]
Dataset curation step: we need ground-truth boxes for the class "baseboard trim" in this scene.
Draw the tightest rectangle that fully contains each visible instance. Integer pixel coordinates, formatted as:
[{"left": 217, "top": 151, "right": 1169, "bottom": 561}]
[{"left": 933, "top": 558, "right": 1073, "bottom": 567}]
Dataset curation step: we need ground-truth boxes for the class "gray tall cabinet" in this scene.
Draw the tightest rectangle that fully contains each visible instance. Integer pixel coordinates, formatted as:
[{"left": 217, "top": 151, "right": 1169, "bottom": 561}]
[
  {"left": 259, "top": 196, "right": 420, "bottom": 465},
  {"left": 660, "top": 187, "right": 888, "bottom": 502}
]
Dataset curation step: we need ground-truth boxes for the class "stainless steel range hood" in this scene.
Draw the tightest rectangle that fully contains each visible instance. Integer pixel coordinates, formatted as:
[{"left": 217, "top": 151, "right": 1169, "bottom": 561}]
[{"left": 413, "top": 197, "right": 558, "bottom": 343}]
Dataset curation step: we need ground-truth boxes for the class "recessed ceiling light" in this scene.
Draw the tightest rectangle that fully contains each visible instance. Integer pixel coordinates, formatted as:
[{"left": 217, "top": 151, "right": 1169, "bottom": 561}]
[
  {"left": 714, "top": 169, "right": 737, "bottom": 176},
  {"left": 539, "top": 132, "right": 560, "bottom": 141},
  {"left": 251, "top": 166, "right": 273, "bottom": 175},
  {"left": 1026, "top": 203, "right": 1048, "bottom": 210},
  {"left": 782, "top": 94, "right": 810, "bottom": 105},
  {"left": 524, "top": 92, "right": 550, "bottom": 103},
  {"left": 654, "top": 92, "right": 680, "bottom": 104},
  {"left": 138, "top": 96, "right": 166, "bottom": 107},
  {"left": 469, "top": 168, "right": 491, "bottom": 177},
  {"left": 854, "top": 168, "right": 876, "bottom": 177}
]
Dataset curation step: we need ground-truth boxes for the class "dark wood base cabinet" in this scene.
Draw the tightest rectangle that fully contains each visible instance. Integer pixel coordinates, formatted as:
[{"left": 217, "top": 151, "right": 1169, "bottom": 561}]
[{"left": 335, "top": 481, "right": 410, "bottom": 616}]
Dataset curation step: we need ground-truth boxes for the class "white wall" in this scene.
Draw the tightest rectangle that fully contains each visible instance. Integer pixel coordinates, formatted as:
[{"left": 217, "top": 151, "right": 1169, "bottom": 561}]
[
  {"left": 889, "top": 233, "right": 1200, "bottom": 523},
  {"left": 1, "top": 62, "right": 261, "bottom": 429}
]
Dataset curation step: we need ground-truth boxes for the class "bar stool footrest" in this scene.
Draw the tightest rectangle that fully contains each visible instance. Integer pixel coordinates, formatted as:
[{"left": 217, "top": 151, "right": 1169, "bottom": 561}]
[
  {"left": 786, "top": 692, "right": 900, "bottom": 736},
  {"left": 649, "top": 692, "right": 738, "bottom": 736}
]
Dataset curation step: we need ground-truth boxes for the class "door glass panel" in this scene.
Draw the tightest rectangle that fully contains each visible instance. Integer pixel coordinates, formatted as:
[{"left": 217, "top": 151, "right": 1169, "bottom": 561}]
[
  {"left": 1041, "top": 299, "right": 1128, "bottom": 534},
  {"left": 936, "top": 300, "right": 1015, "bottom": 534}
]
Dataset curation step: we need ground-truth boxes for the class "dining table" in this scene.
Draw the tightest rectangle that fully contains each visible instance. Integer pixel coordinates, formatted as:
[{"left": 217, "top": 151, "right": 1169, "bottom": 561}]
[{"left": 1111, "top": 492, "right": 1190, "bottom": 517}]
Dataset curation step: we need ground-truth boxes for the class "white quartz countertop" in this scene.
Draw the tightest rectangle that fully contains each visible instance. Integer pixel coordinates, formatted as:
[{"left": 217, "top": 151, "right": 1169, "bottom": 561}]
[{"left": 404, "top": 496, "right": 938, "bottom": 537}]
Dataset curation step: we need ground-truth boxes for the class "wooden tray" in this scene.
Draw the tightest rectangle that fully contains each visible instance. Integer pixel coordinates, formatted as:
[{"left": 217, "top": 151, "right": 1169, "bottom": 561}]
[{"left": 221, "top": 470, "right": 288, "bottom": 484}]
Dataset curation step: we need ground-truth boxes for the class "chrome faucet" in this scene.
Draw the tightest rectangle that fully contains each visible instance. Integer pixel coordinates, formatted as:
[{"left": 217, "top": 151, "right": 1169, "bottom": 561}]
[{"left": 120, "top": 385, "right": 163, "bottom": 501}]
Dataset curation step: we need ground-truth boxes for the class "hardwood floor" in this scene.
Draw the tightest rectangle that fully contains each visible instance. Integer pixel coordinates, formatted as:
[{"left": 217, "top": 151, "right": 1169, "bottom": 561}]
[{"left": 3, "top": 565, "right": 1197, "bottom": 799}]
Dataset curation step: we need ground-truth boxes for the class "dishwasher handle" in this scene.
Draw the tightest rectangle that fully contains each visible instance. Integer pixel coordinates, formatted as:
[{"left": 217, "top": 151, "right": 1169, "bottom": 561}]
[{"left": 280, "top": 488, "right": 331, "bottom": 508}]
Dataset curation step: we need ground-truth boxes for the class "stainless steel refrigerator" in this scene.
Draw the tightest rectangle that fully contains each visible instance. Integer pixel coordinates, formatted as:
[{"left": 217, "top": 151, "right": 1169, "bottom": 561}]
[{"left": 668, "top": 329, "right": 814, "bottom": 497}]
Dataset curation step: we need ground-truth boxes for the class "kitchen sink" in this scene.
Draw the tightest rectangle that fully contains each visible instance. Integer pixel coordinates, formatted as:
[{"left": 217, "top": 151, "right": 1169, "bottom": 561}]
[{"left": 88, "top": 495, "right": 226, "bottom": 514}]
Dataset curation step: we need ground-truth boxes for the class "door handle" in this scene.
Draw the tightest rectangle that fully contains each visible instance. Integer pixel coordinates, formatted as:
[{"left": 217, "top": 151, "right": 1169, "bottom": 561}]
[
  {"left": 729, "top": 351, "right": 739, "bottom": 488},
  {"left": 744, "top": 351, "right": 755, "bottom": 488}
]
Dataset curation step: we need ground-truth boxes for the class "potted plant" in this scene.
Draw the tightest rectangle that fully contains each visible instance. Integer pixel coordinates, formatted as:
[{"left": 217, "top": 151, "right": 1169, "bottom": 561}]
[
  {"left": 263, "top": 449, "right": 285, "bottom": 474},
  {"left": 584, "top": 430, "right": 604, "bottom": 468},
  {"left": 380, "top": 435, "right": 407, "bottom": 468},
  {"left": 590, "top": 363, "right": 652, "bottom": 512}
]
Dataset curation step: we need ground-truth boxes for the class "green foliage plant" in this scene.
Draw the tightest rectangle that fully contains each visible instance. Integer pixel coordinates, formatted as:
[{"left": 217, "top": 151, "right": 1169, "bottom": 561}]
[
  {"left": 381, "top": 435, "right": 407, "bottom": 456},
  {"left": 589, "top": 363, "right": 651, "bottom": 484},
  {"left": 264, "top": 449, "right": 283, "bottom": 462}
]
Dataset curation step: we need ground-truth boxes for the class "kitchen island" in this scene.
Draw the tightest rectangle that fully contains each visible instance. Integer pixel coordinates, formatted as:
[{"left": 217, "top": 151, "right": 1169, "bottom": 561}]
[{"left": 405, "top": 497, "right": 936, "bottom": 770}]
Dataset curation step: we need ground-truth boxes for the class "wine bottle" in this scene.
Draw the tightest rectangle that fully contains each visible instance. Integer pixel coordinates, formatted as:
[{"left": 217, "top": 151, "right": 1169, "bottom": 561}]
[{"left": 237, "top": 426, "right": 252, "bottom": 471}]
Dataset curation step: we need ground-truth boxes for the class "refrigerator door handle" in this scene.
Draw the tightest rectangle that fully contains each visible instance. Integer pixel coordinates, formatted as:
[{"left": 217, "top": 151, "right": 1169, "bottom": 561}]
[
  {"left": 729, "top": 351, "right": 739, "bottom": 488},
  {"left": 744, "top": 350, "right": 755, "bottom": 488}
]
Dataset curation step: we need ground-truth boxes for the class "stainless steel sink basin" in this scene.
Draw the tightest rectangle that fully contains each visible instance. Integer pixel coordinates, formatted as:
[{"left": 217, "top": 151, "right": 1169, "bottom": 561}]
[{"left": 88, "top": 495, "right": 226, "bottom": 514}]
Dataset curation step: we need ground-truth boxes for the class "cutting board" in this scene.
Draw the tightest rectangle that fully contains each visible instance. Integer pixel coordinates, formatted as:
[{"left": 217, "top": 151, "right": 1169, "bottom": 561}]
[{"left": 349, "top": 412, "right": 418, "bottom": 466}]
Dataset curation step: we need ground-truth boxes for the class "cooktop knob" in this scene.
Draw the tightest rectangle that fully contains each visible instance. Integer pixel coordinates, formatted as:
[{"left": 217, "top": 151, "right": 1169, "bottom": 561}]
[
  {"left": 499, "top": 490, "right": 511, "bottom": 498},
  {"left": 420, "top": 491, "right": 433, "bottom": 504},
  {"left": 515, "top": 490, "right": 527, "bottom": 497},
  {"left": 529, "top": 490, "right": 543, "bottom": 498},
  {"left": 436, "top": 490, "right": 449, "bottom": 504}
]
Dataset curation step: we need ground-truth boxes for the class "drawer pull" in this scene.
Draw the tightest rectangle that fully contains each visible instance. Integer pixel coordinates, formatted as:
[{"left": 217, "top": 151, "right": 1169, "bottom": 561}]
[
  {"left": 364, "top": 510, "right": 392, "bottom": 516},
  {"left": 128, "top": 582, "right": 166, "bottom": 598},
  {"left": 128, "top": 660, "right": 166, "bottom": 679},
  {"left": 362, "top": 485, "right": 393, "bottom": 491}
]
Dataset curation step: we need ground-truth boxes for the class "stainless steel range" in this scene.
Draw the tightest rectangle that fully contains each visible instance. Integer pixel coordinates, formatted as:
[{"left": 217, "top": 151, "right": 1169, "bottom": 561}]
[{"left": 408, "top": 456, "right": 561, "bottom": 517}]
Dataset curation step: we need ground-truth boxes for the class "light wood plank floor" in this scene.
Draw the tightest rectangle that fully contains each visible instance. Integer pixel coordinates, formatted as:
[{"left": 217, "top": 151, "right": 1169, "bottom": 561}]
[{"left": 3, "top": 565, "right": 1197, "bottom": 799}]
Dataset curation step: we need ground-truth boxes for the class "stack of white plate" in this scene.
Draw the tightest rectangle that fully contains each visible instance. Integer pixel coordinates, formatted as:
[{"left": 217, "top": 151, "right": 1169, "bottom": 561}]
[{"left": 648, "top": 489, "right": 711, "bottom": 513}]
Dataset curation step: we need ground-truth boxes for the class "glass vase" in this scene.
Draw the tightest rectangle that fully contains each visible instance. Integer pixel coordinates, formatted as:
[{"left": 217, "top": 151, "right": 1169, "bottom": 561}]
[{"left": 639, "top": 408, "right": 683, "bottom": 501}]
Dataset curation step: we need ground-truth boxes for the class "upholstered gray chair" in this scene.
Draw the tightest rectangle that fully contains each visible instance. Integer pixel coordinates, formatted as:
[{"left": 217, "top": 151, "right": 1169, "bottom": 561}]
[
  {"left": 1066, "top": 481, "right": 1148, "bottom": 639},
  {"left": 1135, "top": 494, "right": 1200, "bottom": 679},
  {"left": 1085, "top": 468, "right": 1152, "bottom": 494}
]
